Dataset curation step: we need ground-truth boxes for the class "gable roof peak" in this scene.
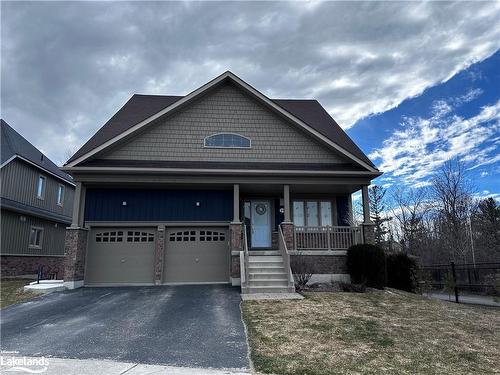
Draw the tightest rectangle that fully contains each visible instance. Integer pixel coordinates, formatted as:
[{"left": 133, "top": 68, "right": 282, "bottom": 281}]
[
  {"left": 1, "top": 119, "right": 73, "bottom": 183},
  {"left": 65, "top": 73, "right": 378, "bottom": 172}
]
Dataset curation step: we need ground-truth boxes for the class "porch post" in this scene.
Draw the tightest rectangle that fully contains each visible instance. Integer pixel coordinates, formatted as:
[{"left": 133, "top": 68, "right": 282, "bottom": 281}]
[
  {"left": 362, "top": 185, "right": 371, "bottom": 224},
  {"left": 361, "top": 185, "right": 375, "bottom": 244},
  {"left": 71, "top": 182, "right": 86, "bottom": 228},
  {"left": 230, "top": 184, "right": 242, "bottom": 286},
  {"left": 233, "top": 184, "right": 240, "bottom": 223},
  {"left": 64, "top": 181, "right": 88, "bottom": 289},
  {"left": 283, "top": 184, "right": 291, "bottom": 223}
]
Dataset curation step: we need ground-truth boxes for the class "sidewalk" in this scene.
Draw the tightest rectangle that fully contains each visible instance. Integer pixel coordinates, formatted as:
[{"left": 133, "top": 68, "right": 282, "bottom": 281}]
[
  {"left": 0, "top": 354, "right": 251, "bottom": 375},
  {"left": 425, "top": 292, "right": 500, "bottom": 307}
]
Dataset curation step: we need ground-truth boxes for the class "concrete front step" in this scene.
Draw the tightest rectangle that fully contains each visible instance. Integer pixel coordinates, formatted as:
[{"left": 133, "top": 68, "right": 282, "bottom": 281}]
[
  {"left": 245, "top": 286, "right": 295, "bottom": 294},
  {"left": 248, "top": 266, "right": 285, "bottom": 273},
  {"left": 248, "top": 255, "right": 283, "bottom": 261},
  {"left": 249, "top": 272, "right": 288, "bottom": 280},
  {"left": 248, "top": 250, "right": 280, "bottom": 256},
  {"left": 247, "top": 279, "right": 289, "bottom": 287},
  {"left": 248, "top": 261, "right": 284, "bottom": 267}
]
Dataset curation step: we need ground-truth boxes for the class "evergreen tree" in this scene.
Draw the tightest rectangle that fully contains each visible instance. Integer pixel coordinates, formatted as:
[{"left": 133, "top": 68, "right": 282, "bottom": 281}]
[
  {"left": 472, "top": 198, "right": 500, "bottom": 262},
  {"left": 369, "top": 185, "right": 392, "bottom": 248}
]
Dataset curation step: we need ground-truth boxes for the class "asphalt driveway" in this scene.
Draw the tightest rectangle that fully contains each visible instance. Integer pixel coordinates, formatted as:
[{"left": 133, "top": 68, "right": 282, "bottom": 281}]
[{"left": 0, "top": 285, "right": 249, "bottom": 369}]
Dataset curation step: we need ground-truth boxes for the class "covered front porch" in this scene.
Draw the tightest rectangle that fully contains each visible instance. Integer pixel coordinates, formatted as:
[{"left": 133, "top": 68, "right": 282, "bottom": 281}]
[{"left": 231, "top": 182, "right": 374, "bottom": 253}]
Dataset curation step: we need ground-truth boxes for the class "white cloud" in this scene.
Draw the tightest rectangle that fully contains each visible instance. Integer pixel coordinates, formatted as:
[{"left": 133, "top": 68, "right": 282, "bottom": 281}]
[
  {"left": 369, "top": 91, "right": 500, "bottom": 186},
  {"left": 1, "top": 1, "right": 500, "bottom": 164}
]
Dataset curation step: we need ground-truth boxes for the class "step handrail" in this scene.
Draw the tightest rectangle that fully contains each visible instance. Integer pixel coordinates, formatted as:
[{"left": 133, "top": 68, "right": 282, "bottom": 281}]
[
  {"left": 241, "top": 224, "right": 250, "bottom": 288},
  {"left": 279, "top": 225, "right": 295, "bottom": 289}
]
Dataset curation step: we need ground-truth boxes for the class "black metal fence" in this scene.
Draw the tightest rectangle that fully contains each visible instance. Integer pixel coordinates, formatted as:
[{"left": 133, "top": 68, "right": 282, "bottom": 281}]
[{"left": 420, "top": 262, "right": 500, "bottom": 301}]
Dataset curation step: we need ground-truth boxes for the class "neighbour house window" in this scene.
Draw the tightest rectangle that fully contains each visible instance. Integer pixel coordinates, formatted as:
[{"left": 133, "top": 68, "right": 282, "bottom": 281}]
[
  {"left": 57, "top": 184, "right": 65, "bottom": 206},
  {"left": 204, "top": 133, "right": 251, "bottom": 148},
  {"left": 37, "top": 175, "right": 46, "bottom": 199},
  {"left": 293, "top": 200, "right": 333, "bottom": 227},
  {"left": 29, "top": 227, "right": 43, "bottom": 248}
]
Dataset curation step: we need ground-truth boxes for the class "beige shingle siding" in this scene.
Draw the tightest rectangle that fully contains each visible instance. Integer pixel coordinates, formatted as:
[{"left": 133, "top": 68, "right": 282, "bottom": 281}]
[
  {"left": 103, "top": 83, "right": 346, "bottom": 164},
  {"left": 1, "top": 159, "right": 74, "bottom": 218},
  {"left": 0, "top": 210, "right": 66, "bottom": 256}
]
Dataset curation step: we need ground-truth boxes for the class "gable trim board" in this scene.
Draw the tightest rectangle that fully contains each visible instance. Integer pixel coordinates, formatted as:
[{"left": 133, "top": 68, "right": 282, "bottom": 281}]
[
  {"left": 65, "top": 72, "right": 379, "bottom": 173},
  {"left": 2, "top": 155, "right": 75, "bottom": 186}
]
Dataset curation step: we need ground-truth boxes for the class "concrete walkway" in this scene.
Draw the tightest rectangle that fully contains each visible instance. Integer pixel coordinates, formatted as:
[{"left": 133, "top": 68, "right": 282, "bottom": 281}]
[
  {"left": 425, "top": 292, "right": 500, "bottom": 307},
  {"left": 0, "top": 354, "right": 250, "bottom": 375}
]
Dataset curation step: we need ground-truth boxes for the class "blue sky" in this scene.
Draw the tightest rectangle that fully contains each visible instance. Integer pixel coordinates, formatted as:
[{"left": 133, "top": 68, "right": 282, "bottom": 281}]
[{"left": 350, "top": 50, "right": 500, "bottom": 200}]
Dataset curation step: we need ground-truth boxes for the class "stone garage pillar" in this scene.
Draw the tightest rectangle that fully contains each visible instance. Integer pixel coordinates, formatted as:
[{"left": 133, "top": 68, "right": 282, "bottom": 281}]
[
  {"left": 63, "top": 227, "right": 88, "bottom": 289},
  {"left": 154, "top": 225, "right": 165, "bottom": 285},
  {"left": 229, "top": 222, "right": 243, "bottom": 286}
]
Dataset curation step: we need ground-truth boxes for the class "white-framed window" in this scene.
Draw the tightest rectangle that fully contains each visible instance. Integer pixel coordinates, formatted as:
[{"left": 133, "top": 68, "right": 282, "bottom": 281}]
[
  {"left": 57, "top": 184, "right": 65, "bottom": 206},
  {"left": 293, "top": 200, "right": 333, "bottom": 227},
  {"left": 293, "top": 201, "right": 305, "bottom": 226},
  {"left": 204, "top": 133, "right": 251, "bottom": 148},
  {"left": 37, "top": 175, "right": 46, "bottom": 199},
  {"left": 29, "top": 226, "right": 43, "bottom": 248}
]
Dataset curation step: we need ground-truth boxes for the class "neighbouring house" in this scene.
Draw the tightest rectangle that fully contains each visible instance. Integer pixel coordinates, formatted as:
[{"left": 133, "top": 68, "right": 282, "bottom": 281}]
[
  {"left": 62, "top": 72, "right": 381, "bottom": 292},
  {"left": 1, "top": 119, "right": 75, "bottom": 278}
]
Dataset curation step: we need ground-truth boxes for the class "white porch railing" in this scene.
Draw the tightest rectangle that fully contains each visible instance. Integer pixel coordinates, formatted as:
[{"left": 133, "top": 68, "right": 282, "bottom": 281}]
[{"left": 294, "top": 226, "right": 363, "bottom": 251}]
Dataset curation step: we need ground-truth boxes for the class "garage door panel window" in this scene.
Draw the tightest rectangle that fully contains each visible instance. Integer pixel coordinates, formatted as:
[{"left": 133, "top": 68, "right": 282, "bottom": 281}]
[
  {"left": 200, "top": 230, "right": 225, "bottom": 242},
  {"left": 96, "top": 231, "right": 124, "bottom": 243},
  {"left": 127, "top": 231, "right": 154, "bottom": 242},
  {"left": 169, "top": 231, "right": 196, "bottom": 242}
]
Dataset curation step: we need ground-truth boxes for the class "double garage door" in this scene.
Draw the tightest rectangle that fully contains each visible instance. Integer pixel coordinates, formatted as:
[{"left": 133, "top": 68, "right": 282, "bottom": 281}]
[{"left": 85, "top": 227, "right": 229, "bottom": 286}]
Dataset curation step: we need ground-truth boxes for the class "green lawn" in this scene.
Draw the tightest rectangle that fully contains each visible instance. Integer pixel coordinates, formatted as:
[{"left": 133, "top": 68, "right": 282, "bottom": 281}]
[
  {"left": 242, "top": 289, "right": 500, "bottom": 375},
  {"left": 0, "top": 279, "right": 37, "bottom": 308}
]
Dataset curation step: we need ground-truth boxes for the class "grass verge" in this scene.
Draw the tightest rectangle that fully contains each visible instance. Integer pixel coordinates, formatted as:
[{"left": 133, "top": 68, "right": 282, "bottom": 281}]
[
  {"left": 242, "top": 289, "right": 500, "bottom": 374},
  {"left": 0, "top": 279, "right": 37, "bottom": 308}
]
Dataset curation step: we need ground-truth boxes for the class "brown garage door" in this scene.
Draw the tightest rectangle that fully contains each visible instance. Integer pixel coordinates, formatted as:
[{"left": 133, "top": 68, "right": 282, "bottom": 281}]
[
  {"left": 85, "top": 228, "right": 156, "bottom": 286},
  {"left": 163, "top": 227, "right": 229, "bottom": 284}
]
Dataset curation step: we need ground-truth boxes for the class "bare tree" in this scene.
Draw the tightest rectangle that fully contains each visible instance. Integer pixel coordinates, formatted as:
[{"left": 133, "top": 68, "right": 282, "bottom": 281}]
[
  {"left": 390, "top": 187, "right": 430, "bottom": 256},
  {"left": 431, "top": 159, "right": 476, "bottom": 263}
]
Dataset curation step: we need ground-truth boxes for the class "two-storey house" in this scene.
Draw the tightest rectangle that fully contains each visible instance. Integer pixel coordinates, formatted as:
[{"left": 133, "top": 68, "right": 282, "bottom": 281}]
[{"left": 1, "top": 119, "right": 75, "bottom": 277}]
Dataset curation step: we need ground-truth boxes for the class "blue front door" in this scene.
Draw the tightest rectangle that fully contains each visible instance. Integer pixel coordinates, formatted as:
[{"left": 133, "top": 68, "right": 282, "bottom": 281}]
[{"left": 250, "top": 200, "right": 271, "bottom": 248}]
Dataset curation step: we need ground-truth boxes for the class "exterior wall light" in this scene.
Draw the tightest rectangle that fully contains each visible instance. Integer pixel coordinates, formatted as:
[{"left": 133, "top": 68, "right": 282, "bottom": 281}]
[{"left": 122, "top": 201, "right": 127, "bottom": 206}]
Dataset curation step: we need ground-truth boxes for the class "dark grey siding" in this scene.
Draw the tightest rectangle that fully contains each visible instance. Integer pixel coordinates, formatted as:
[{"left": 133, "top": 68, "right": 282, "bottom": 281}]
[
  {"left": 1, "top": 158, "right": 74, "bottom": 217},
  {"left": 0, "top": 209, "right": 66, "bottom": 256},
  {"left": 85, "top": 189, "right": 232, "bottom": 222}
]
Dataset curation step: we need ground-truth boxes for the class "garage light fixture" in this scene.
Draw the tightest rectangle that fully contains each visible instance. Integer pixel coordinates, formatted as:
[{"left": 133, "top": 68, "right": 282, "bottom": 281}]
[
  {"left": 196, "top": 201, "right": 200, "bottom": 207},
  {"left": 122, "top": 201, "right": 127, "bottom": 206}
]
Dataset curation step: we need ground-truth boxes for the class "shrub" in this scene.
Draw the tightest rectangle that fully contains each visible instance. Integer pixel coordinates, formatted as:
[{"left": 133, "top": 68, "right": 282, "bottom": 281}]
[
  {"left": 337, "top": 282, "right": 366, "bottom": 293},
  {"left": 347, "top": 244, "right": 386, "bottom": 289},
  {"left": 291, "top": 253, "right": 314, "bottom": 289},
  {"left": 386, "top": 253, "right": 418, "bottom": 293}
]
